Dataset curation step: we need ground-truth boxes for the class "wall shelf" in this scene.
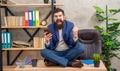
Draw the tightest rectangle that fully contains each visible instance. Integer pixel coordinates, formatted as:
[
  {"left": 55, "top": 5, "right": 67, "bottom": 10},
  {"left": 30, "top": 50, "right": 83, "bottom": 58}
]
[
  {"left": 2, "top": 47, "right": 43, "bottom": 51},
  {"left": 2, "top": 25, "right": 47, "bottom": 29},
  {"left": 0, "top": 3, "right": 63, "bottom": 6}
]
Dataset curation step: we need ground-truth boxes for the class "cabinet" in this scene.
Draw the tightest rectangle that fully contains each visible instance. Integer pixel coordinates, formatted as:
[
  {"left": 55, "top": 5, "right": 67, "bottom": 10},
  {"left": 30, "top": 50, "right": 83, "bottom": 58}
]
[{"left": 0, "top": 0, "right": 63, "bottom": 71}]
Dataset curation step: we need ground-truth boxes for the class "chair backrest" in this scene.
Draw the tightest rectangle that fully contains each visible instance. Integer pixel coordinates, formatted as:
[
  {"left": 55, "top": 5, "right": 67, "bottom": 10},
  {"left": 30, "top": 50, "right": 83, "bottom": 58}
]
[{"left": 78, "top": 29, "right": 101, "bottom": 59}]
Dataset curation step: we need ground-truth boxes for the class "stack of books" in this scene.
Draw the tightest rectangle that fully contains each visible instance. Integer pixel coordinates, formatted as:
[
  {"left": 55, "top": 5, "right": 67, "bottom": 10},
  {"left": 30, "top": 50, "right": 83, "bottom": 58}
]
[
  {"left": 34, "top": 37, "right": 44, "bottom": 48},
  {"left": 4, "top": 16, "right": 24, "bottom": 26},
  {"left": 12, "top": 41, "right": 32, "bottom": 48},
  {"left": 2, "top": 32, "right": 12, "bottom": 48}
]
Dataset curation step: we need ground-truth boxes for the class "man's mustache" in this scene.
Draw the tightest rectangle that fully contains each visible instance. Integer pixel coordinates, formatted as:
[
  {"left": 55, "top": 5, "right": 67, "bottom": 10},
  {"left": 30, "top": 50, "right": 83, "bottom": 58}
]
[{"left": 56, "top": 19, "right": 63, "bottom": 23}]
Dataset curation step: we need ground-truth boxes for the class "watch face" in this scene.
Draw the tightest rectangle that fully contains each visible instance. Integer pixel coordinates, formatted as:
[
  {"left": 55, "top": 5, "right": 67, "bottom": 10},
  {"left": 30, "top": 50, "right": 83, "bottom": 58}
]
[{"left": 41, "top": 20, "right": 47, "bottom": 26}]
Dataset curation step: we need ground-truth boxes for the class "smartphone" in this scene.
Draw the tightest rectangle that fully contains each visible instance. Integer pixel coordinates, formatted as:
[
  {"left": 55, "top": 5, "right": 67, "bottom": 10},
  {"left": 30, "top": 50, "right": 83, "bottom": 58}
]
[{"left": 44, "top": 29, "right": 50, "bottom": 35}]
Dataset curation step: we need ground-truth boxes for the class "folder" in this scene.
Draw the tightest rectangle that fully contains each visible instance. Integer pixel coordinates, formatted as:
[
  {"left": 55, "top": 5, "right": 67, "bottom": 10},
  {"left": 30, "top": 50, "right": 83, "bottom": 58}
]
[
  {"left": 24, "top": 10, "right": 29, "bottom": 26},
  {"left": 28, "top": 10, "right": 33, "bottom": 26},
  {"left": 35, "top": 10, "right": 40, "bottom": 27}
]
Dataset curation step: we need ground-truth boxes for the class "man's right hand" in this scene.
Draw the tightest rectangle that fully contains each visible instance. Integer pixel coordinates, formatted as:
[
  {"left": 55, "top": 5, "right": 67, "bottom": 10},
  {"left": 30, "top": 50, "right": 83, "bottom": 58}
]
[{"left": 44, "top": 32, "right": 52, "bottom": 43}]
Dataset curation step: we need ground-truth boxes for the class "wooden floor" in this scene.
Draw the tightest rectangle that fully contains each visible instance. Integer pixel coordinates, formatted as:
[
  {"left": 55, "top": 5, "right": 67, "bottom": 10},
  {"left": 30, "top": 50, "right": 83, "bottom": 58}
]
[{"left": 3, "top": 60, "right": 107, "bottom": 71}]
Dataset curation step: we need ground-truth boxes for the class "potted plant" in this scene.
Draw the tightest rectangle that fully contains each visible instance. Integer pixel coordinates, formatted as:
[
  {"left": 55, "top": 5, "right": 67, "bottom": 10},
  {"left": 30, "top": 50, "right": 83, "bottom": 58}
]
[
  {"left": 93, "top": 53, "right": 100, "bottom": 67},
  {"left": 93, "top": 5, "right": 120, "bottom": 71}
]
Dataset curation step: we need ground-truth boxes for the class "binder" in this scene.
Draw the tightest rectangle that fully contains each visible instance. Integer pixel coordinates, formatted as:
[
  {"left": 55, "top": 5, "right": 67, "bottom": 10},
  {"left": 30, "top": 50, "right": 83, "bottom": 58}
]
[
  {"left": 2, "top": 32, "right": 12, "bottom": 48},
  {"left": 24, "top": 10, "right": 29, "bottom": 26},
  {"left": 4, "top": 32, "right": 7, "bottom": 48},
  {"left": 33, "top": 10, "right": 36, "bottom": 26},
  {"left": 28, "top": 10, "right": 33, "bottom": 26},
  {"left": 7, "top": 32, "right": 11, "bottom": 48},
  {"left": 35, "top": 10, "right": 40, "bottom": 27}
]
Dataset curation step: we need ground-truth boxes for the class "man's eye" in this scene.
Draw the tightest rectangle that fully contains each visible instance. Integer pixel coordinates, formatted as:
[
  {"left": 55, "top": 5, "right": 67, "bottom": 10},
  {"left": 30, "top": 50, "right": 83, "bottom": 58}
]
[
  {"left": 59, "top": 15, "right": 62, "bottom": 17},
  {"left": 55, "top": 16, "right": 57, "bottom": 17}
]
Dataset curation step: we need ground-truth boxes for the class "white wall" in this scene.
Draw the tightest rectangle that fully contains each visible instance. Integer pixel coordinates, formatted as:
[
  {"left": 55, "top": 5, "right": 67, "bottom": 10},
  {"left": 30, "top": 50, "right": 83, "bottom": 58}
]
[{"left": 2, "top": 0, "right": 120, "bottom": 70}]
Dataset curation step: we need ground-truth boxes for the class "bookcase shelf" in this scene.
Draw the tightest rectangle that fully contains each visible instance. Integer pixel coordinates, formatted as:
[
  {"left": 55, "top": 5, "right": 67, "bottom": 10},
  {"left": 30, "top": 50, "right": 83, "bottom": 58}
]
[
  {"left": 2, "top": 47, "right": 43, "bottom": 51},
  {"left": 0, "top": 3, "right": 63, "bottom": 6},
  {"left": 2, "top": 25, "right": 47, "bottom": 29}
]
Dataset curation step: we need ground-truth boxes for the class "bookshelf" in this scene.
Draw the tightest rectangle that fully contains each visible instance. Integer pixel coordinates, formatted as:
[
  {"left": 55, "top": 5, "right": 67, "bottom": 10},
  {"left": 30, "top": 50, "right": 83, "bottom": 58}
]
[{"left": 0, "top": 0, "right": 63, "bottom": 70}]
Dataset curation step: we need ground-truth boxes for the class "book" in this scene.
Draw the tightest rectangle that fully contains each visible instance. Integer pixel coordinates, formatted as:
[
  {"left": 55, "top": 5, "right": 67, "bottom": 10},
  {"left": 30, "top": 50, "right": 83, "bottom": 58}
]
[
  {"left": 82, "top": 60, "right": 94, "bottom": 65},
  {"left": 2, "top": 32, "right": 5, "bottom": 48},
  {"left": 4, "top": 17, "right": 7, "bottom": 26},
  {"left": 34, "top": 37, "right": 40, "bottom": 48}
]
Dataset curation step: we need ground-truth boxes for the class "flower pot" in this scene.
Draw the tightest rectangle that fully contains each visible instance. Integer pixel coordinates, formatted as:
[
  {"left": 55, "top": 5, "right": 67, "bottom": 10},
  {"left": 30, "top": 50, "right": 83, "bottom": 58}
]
[
  {"left": 94, "top": 61, "right": 100, "bottom": 67},
  {"left": 44, "top": 0, "right": 49, "bottom": 4}
]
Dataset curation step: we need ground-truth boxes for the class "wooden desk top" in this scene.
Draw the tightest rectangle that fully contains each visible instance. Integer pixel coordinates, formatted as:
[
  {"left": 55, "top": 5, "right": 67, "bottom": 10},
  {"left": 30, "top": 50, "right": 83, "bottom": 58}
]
[{"left": 3, "top": 60, "right": 107, "bottom": 71}]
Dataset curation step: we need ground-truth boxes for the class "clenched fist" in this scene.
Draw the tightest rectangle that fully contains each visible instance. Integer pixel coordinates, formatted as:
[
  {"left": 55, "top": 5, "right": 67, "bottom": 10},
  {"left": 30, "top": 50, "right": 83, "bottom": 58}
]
[{"left": 72, "top": 26, "right": 78, "bottom": 38}]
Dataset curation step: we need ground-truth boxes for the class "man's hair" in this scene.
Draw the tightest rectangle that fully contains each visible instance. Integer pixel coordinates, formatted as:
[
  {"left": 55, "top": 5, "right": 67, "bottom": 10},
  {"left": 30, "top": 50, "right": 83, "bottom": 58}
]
[{"left": 53, "top": 8, "right": 65, "bottom": 16}]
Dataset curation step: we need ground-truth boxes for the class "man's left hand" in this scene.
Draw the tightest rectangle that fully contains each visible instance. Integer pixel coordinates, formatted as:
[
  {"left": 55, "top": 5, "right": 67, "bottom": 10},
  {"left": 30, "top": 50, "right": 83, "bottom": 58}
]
[{"left": 73, "top": 26, "right": 78, "bottom": 38}]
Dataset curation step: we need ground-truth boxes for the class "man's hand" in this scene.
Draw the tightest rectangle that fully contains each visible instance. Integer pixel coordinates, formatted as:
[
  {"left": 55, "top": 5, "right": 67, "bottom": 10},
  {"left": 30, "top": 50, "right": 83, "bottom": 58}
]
[
  {"left": 44, "top": 32, "right": 52, "bottom": 43},
  {"left": 72, "top": 26, "right": 78, "bottom": 38}
]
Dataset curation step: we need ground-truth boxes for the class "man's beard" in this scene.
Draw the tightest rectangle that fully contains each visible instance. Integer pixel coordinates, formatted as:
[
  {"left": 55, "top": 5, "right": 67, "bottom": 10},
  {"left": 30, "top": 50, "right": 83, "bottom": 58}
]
[{"left": 55, "top": 19, "right": 64, "bottom": 29}]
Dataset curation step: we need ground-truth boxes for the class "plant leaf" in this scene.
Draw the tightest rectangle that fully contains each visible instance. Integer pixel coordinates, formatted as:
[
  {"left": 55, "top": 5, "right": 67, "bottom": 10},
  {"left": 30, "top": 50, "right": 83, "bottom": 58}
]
[
  {"left": 108, "top": 22, "right": 120, "bottom": 31},
  {"left": 104, "top": 41, "right": 114, "bottom": 47},
  {"left": 109, "top": 9, "right": 120, "bottom": 14},
  {"left": 93, "top": 6, "right": 104, "bottom": 14},
  {"left": 112, "top": 30, "right": 120, "bottom": 38},
  {"left": 96, "top": 14, "right": 105, "bottom": 21},
  {"left": 101, "top": 32, "right": 110, "bottom": 36},
  {"left": 94, "top": 25, "right": 104, "bottom": 33},
  {"left": 108, "top": 18, "right": 117, "bottom": 21}
]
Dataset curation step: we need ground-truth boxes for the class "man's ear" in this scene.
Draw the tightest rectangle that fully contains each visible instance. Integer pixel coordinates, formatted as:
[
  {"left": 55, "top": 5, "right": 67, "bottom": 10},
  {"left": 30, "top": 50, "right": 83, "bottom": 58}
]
[{"left": 64, "top": 16, "right": 66, "bottom": 19}]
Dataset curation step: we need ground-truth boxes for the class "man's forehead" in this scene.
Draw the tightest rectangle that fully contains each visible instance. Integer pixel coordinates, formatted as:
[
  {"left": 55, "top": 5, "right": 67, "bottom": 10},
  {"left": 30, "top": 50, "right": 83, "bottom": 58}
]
[{"left": 54, "top": 12, "right": 63, "bottom": 15}]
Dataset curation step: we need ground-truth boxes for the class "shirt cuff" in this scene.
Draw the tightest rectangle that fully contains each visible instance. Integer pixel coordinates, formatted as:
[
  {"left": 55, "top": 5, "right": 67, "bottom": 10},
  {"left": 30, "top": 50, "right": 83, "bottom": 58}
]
[
  {"left": 45, "top": 41, "right": 50, "bottom": 47},
  {"left": 73, "top": 37, "right": 78, "bottom": 42}
]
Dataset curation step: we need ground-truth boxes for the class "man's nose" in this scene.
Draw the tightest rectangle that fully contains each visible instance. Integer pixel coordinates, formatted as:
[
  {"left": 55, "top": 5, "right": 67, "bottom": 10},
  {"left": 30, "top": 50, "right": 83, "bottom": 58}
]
[{"left": 57, "top": 16, "right": 60, "bottom": 19}]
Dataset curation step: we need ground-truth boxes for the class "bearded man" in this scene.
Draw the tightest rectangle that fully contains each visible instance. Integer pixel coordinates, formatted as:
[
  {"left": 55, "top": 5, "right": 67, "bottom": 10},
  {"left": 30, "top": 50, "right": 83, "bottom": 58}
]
[{"left": 41, "top": 8, "right": 84, "bottom": 67}]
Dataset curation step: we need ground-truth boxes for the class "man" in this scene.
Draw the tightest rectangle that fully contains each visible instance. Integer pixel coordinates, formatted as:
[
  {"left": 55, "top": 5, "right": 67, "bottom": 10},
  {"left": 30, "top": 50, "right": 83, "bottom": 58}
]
[{"left": 41, "top": 8, "right": 84, "bottom": 67}]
